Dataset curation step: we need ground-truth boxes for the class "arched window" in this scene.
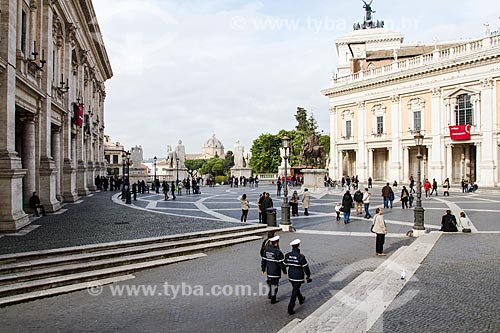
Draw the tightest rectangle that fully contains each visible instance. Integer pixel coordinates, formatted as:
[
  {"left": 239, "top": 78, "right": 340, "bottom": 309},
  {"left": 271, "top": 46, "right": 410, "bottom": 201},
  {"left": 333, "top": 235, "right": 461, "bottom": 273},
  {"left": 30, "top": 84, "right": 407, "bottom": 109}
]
[{"left": 455, "top": 94, "right": 473, "bottom": 125}]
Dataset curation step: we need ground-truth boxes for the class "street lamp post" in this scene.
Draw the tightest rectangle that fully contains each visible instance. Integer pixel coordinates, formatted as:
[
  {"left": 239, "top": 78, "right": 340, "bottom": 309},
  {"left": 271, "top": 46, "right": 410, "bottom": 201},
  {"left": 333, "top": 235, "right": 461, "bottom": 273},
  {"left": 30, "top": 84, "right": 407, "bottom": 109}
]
[
  {"left": 412, "top": 131, "right": 425, "bottom": 236},
  {"left": 121, "top": 152, "right": 126, "bottom": 200},
  {"left": 280, "top": 136, "right": 292, "bottom": 232},
  {"left": 126, "top": 150, "right": 132, "bottom": 204},
  {"left": 154, "top": 156, "right": 158, "bottom": 193}
]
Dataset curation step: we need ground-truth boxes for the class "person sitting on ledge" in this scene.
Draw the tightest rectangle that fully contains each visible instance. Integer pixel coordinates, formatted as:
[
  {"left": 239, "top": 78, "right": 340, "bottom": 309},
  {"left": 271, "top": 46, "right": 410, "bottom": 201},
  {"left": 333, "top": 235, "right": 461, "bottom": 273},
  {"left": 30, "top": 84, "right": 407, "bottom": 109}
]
[
  {"left": 468, "top": 183, "right": 478, "bottom": 192},
  {"left": 29, "top": 191, "right": 46, "bottom": 217},
  {"left": 440, "top": 210, "right": 458, "bottom": 232}
]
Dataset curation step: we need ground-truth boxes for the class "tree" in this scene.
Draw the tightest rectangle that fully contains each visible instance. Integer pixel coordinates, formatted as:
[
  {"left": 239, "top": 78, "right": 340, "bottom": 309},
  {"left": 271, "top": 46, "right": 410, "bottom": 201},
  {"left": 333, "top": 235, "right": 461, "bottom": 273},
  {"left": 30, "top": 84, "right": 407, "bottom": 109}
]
[
  {"left": 200, "top": 158, "right": 225, "bottom": 176},
  {"left": 249, "top": 133, "right": 281, "bottom": 173},
  {"left": 224, "top": 151, "right": 234, "bottom": 173},
  {"left": 185, "top": 159, "right": 207, "bottom": 176}
]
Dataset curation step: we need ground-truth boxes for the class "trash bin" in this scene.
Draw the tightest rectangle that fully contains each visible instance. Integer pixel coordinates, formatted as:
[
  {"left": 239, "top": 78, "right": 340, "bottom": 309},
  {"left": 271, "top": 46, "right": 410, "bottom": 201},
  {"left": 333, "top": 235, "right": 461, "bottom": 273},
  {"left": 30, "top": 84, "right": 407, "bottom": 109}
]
[{"left": 266, "top": 208, "right": 277, "bottom": 227}]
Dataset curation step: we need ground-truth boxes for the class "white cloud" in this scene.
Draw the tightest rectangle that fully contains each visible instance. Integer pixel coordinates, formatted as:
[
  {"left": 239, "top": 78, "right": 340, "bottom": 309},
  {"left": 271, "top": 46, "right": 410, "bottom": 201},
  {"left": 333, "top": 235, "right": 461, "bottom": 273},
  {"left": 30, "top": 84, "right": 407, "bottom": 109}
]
[{"left": 93, "top": 0, "right": 499, "bottom": 158}]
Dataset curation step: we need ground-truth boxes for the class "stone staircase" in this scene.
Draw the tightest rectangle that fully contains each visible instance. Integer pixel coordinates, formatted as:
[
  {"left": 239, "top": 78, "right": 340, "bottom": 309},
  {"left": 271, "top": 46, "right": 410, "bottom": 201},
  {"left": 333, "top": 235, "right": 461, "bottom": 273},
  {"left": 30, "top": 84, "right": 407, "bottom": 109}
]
[
  {"left": 0, "top": 224, "right": 279, "bottom": 307},
  {"left": 279, "top": 232, "right": 441, "bottom": 333}
]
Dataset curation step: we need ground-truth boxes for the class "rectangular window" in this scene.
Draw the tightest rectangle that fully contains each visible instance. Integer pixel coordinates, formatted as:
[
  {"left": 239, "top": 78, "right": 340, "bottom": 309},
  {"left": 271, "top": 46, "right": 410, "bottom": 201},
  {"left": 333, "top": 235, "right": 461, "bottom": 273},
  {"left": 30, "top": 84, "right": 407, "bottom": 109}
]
[
  {"left": 455, "top": 94, "right": 473, "bottom": 125},
  {"left": 376, "top": 116, "right": 384, "bottom": 134},
  {"left": 413, "top": 111, "right": 421, "bottom": 131},
  {"left": 20, "top": 10, "right": 27, "bottom": 54},
  {"left": 112, "top": 155, "right": 119, "bottom": 164},
  {"left": 345, "top": 120, "right": 352, "bottom": 138},
  {"left": 105, "top": 155, "right": 110, "bottom": 163}
]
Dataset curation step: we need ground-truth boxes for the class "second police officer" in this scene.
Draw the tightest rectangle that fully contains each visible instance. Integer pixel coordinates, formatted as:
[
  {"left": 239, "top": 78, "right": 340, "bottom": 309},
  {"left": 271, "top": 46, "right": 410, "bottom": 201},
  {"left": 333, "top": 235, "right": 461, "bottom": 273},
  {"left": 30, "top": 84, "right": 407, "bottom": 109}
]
[
  {"left": 261, "top": 235, "right": 286, "bottom": 304},
  {"left": 284, "top": 239, "right": 312, "bottom": 315}
]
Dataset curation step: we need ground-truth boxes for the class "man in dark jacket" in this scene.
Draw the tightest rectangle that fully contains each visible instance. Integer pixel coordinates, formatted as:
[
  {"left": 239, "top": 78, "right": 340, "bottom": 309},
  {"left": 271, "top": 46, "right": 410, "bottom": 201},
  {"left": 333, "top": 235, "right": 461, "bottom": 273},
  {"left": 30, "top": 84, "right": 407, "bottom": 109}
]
[
  {"left": 440, "top": 210, "right": 458, "bottom": 232},
  {"left": 284, "top": 239, "right": 311, "bottom": 315},
  {"left": 353, "top": 189, "right": 364, "bottom": 215},
  {"left": 381, "top": 183, "right": 393, "bottom": 208},
  {"left": 29, "top": 192, "right": 46, "bottom": 217},
  {"left": 261, "top": 235, "right": 286, "bottom": 304},
  {"left": 261, "top": 192, "right": 273, "bottom": 225}
]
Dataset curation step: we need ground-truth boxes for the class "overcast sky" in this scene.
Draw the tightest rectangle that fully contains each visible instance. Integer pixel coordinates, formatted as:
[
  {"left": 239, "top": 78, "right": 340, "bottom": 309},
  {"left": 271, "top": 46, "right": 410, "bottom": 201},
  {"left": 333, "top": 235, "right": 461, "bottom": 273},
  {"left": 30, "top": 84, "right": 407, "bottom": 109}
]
[{"left": 92, "top": 0, "right": 499, "bottom": 159}]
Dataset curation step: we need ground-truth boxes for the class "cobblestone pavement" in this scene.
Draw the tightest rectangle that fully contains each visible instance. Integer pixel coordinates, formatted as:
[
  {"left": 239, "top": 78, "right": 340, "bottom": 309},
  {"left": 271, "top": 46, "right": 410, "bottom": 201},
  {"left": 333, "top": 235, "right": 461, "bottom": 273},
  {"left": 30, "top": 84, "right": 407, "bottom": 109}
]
[
  {"left": 369, "top": 234, "right": 500, "bottom": 333},
  {"left": 0, "top": 190, "right": 237, "bottom": 254},
  {"left": 2, "top": 184, "right": 499, "bottom": 332},
  {"left": 1, "top": 229, "right": 411, "bottom": 333}
]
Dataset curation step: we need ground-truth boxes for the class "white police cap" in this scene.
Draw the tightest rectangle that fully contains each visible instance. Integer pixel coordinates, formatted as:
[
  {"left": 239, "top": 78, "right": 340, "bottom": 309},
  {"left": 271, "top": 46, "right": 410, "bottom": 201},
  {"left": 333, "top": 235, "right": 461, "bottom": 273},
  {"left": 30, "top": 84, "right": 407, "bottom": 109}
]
[
  {"left": 290, "top": 239, "right": 301, "bottom": 246},
  {"left": 269, "top": 235, "right": 280, "bottom": 242}
]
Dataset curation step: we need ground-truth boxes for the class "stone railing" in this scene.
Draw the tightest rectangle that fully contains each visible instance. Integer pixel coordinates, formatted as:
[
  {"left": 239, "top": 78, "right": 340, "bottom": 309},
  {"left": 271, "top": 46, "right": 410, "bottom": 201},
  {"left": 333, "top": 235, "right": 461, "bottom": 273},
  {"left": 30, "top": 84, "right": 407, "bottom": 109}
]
[{"left": 329, "top": 33, "right": 500, "bottom": 88}]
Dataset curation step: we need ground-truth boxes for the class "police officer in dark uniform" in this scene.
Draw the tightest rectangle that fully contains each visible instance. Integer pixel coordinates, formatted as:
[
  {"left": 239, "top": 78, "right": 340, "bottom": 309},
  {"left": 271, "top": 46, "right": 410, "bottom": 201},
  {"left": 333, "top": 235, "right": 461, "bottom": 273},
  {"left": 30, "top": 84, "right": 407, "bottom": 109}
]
[
  {"left": 261, "top": 235, "right": 286, "bottom": 304},
  {"left": 284, "top": 239, "right": 311, "bottom": 315}
]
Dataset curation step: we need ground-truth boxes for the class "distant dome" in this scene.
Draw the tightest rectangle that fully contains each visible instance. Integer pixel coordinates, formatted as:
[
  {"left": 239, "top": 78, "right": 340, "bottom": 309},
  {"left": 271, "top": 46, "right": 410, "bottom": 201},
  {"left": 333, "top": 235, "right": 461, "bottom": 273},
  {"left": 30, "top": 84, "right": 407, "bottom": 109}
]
[{"left": 205, "top": 133, "right": 224, "bottom": 149}]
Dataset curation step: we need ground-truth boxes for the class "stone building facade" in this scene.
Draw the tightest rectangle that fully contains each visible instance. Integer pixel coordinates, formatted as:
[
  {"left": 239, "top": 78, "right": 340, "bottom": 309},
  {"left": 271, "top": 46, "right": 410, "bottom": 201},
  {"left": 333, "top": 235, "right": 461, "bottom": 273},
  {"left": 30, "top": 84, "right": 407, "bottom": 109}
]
[
  {"left": 0, "top": 0, "right": 112, "bottom": 231},
  {"left": 324, "top": 21, "right": 500, "bottom": 187},
  {"left": 103, "top": 135, "right": 124, "bottom": 177}
]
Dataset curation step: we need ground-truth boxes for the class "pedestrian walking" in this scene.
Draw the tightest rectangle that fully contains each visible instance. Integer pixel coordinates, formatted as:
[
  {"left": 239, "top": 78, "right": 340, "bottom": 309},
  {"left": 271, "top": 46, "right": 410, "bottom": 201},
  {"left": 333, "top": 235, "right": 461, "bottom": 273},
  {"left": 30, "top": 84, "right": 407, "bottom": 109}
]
[
  {"left": 362, "top": 188, "right": 372, "bottom": 219},
  {"left": 301, "top": 189, "right": 311, "bottom": 216},
  {"left": 401, "top": 186, "right": 409, "bottom": 209},
  {"left": 171, "top": 181, "right": 176, "bottom": 200},
  {"left": 372, "top": 208, "right": 387, "bottom": 256},
  {"left": 240, "top": 194, "right": 249, "bottom": 222},
  {"left": 284, "top": 239, "right": 312, "bottom": 315},
  {"left": 354, "top": 189, "right": 364, "bottom": 215},
  {"left": 431, "top": 178, "right": 438, "bottom": 196},
  {"left": 409, "top": 175, "right": 415, "bottom": 194},
  {"left": 381, "top": 183, "right": 392, "bottom": 208},
  {"left": 335, "top": 202, "right": 342, "bottom": 221},
  {"left": 443, "top": 178, "right": 450, "bottom": 196},
  {"left": 260, "top": 231, "right": 276, "bottom": 257},
  {"left": 163, "top": 182, "right": 169, "bottom": 201},
  {"left": 424, "top": 179, "right": 431, "bottom": 199},
  {"left": 341, "top": 190, "right": 354, "bottom": 224},
  {"left": 368, "top": 176, "right": 373, "bottom": 189},
  {"left": 290, "top": 191, "right": 299, "bottom": 217},
  {"left": 261, "top": 236, "right": 286, "bottom": 304}
]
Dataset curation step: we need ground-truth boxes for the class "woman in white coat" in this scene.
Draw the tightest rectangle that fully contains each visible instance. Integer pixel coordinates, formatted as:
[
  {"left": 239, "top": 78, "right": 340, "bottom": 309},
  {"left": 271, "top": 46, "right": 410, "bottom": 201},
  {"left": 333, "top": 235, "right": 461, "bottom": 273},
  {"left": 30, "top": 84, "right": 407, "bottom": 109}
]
[
  {"left": 302, "top": 188, "right": 311, "bottom": 216},
  {"left": 372, "top": 208, "right": 388, "bottom": 256}
]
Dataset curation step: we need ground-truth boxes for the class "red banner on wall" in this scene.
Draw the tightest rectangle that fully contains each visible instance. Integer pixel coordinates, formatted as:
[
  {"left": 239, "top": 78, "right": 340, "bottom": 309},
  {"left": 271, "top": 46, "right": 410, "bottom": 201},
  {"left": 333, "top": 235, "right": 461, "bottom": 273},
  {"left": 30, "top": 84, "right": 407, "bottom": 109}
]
[
  {"left": 74, "top": 103, "right": 84, "bottom": 127},
  {"left": 449, "top": 124, "right": 471, "bottom": 140}
]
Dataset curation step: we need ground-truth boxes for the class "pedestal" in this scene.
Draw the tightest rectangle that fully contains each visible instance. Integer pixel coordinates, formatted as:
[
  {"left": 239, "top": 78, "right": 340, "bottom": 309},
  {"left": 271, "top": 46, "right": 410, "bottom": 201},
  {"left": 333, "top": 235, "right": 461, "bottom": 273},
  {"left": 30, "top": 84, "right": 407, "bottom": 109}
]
[
  {"left": 62, "top": 158, "right": 78, "bottom": 202},
  {"left": 0, "top": 156, "right": 30, "bottom": 231},
  {"left": 302, "top": 169, "right": 327, "bottom": 189},
  {"left": 39, "top": 156, "right": 61, "bottom": 213},
  {"left": 77, "top": 160, "right": 89, "bottom": 196},
  {"left": 231, "top": 167, "right": 252, "bottom": 179}
]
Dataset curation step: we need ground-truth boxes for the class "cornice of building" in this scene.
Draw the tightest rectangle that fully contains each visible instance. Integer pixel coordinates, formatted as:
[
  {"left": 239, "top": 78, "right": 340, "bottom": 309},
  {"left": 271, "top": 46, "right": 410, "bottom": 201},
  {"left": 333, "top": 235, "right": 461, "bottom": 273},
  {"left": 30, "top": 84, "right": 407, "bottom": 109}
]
[
  {"left": 323, "top": 35, "right": 500, "bottom": 97},
  {"left": 78, "top": 0, "right": 113, "bottom": 80}
]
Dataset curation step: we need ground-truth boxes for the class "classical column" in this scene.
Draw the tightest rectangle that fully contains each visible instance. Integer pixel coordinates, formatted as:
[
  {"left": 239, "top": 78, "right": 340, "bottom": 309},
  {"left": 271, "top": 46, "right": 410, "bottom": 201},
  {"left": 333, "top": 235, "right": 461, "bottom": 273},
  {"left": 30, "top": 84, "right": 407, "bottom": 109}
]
[
  {"left": 368, "top": 148, "right": 374, "bottom": 180},
  {"left": 389, "top": 96, "right": 402, "bottom": 182},
  {"left": 87, "top": 135, "right": 97, "bottom": 191},
  {"left": 338, "top": 150, "right": 344, "bottom": 180},
  {"left": 52, "top": 126, "right": 62, "bottom": 201},
  {"left": 0, "top": 0, "right": 29, "bottom": 231},
  {"left": 446, "top": 144, "right": 453, "bottom": 181},
  {"left": 329, "top": 107, "right": 338, "bottom": 178},
  {"left": 356, "top": 102, "right": 367, "bottom": 180},
  {"left": 430, "top": 88, "right": 444, "bottom": 183},
  {"left": 477, "top": 78, "right": 495, "bottom": 186},
  {"left": 37, "top": 1, "right": 60, "bottom": 213},
  {"left": 403, "top": 147, "right": 410, "bottom": 183},
  {"left": 475, "top": 142, "right": 482, "bottom": 185},
  {"left": 22, "top": 117, "right": 37, "bottom": 211},
  {"left": 77, "top": 130, "right": 89, "bottom": 196}
]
